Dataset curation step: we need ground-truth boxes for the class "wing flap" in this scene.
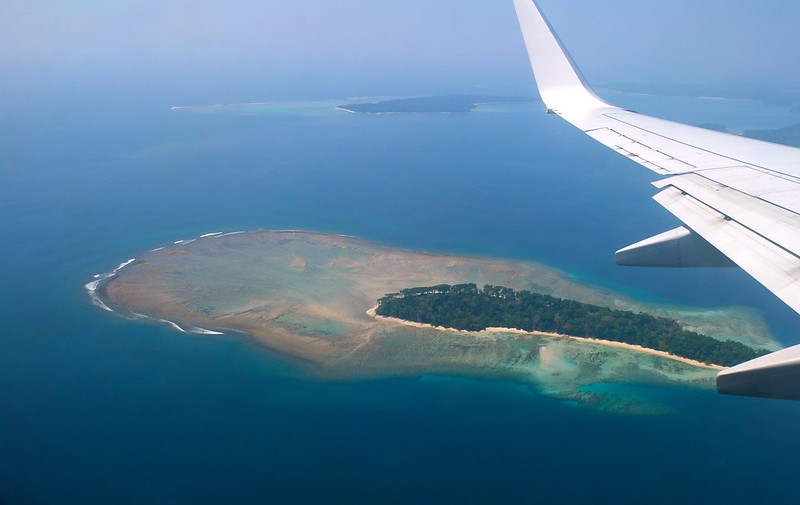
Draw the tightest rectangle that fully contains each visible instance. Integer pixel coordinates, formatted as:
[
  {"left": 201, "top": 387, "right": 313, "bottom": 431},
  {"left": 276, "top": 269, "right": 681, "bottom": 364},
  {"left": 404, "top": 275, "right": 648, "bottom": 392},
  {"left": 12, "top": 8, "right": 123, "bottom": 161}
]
[
  {"left": 654, "top": 186, "right": 800, "bottom": 313},
  {"left": 586, "top": 128, "right": 685, "bottom": 175},
  {"left": 602, "top": 111, "right": 800, "bottom": 178},
  {"left": 592, "top": 112, "right": 769, "bottom": 172},
  {"left": 584, "top": 121, "right": 754, "bottom": 175},
  {"left": 696, "top": 166, "right": 800, "bottom": 209},
  {"left": 654, "top": 172, "right": 800, "bottom": 255}
]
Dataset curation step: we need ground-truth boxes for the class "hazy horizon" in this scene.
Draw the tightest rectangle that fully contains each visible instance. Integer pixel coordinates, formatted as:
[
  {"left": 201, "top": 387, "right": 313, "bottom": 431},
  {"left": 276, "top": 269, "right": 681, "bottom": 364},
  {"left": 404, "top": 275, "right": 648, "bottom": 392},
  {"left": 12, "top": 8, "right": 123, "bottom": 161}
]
[{"left": 2, "top": 0, "right": 800, "bottom": 107}]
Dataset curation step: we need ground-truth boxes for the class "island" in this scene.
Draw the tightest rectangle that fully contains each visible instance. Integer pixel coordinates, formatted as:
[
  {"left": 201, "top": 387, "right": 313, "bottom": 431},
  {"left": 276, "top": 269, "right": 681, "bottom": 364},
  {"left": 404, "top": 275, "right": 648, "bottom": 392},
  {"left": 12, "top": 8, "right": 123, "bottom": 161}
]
[
  {"left": 375, "top": 283, "right": 767, "bottom": 367},
  {"left": 89, "top": 230, "right": 781, "bottom": 414},
  {"left": 336, "top": 95, "right": 529, "bottom": 114},
  {"left": 743, "top": 123, "right": 800, "bottom": 147}
]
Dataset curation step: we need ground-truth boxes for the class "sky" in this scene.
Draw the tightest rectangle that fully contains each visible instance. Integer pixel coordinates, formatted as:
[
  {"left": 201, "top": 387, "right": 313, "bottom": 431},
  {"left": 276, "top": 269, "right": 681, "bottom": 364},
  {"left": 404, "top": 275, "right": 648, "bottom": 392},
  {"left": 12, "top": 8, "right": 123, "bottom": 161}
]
[{"left": 2, "top": 0, "right": 800, "bottom": 105}]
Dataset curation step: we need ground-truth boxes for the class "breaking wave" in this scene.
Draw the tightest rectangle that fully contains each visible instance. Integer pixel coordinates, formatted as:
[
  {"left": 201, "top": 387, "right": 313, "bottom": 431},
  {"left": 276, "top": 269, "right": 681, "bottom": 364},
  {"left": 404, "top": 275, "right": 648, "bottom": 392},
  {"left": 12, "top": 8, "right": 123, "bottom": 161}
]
[{"left": 84, "top": 258, "right": 136, "bottom": 312}]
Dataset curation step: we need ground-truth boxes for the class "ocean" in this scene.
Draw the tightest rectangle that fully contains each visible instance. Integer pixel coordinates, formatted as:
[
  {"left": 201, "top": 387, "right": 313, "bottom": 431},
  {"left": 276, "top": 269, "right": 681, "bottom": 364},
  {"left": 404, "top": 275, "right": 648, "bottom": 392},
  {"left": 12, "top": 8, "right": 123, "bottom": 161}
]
[{"left": 2, "top": 90, "right": 800, "bottom": 503}]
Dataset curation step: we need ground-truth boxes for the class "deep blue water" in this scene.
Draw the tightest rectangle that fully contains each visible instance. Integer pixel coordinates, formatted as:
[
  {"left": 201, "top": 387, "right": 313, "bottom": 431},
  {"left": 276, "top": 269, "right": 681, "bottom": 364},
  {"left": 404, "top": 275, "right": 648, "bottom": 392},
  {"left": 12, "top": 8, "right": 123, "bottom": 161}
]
[{"left": 3, "top": 92, "right": 800, "bottom": 503}]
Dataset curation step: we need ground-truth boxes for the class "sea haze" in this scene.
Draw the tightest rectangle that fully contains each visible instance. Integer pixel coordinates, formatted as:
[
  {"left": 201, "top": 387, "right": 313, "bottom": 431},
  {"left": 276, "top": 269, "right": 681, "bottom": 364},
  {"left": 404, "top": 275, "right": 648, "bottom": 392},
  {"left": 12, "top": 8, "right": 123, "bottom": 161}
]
[{"left": 2, "top": 91, "right": 800, "bottom": 503}]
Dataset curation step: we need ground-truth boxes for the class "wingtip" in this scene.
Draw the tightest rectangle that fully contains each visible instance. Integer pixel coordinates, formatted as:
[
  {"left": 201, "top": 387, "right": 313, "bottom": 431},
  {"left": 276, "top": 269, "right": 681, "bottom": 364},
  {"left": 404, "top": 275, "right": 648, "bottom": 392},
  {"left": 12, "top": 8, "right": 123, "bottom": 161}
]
[{"left": 512, "top": 0, "right": 609, "bottom": 114}]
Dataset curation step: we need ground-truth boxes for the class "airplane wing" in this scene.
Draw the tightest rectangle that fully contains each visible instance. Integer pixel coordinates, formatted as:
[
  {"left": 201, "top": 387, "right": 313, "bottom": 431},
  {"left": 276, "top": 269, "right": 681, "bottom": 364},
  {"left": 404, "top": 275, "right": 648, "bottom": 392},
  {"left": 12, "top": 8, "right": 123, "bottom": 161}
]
[{"left": 512, "top": 0, "right": 800, "bottom": 400}]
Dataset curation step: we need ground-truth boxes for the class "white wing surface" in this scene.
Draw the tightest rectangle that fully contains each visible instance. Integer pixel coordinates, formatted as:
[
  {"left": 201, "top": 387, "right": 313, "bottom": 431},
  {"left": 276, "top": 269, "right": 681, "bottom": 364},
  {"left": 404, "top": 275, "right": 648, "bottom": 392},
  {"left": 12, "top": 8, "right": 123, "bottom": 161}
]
[{"left": 513, "top": 0, "right": 800, "bottom": 400}]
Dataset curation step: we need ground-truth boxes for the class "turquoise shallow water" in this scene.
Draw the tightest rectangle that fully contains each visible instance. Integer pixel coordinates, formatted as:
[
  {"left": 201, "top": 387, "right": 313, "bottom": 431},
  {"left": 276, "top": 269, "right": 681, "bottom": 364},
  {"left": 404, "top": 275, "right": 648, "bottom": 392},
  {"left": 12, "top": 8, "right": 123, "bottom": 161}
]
[{"left": 2, "top": 92, "right": 800, "bottom": 503}]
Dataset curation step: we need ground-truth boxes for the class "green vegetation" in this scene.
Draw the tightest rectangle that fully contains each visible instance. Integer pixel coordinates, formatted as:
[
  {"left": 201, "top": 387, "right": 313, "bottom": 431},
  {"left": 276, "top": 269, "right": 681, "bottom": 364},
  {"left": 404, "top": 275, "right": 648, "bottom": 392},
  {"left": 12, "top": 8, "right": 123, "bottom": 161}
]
[
  {"left": 338, "top": 95, "right": 529, "bottom": 114},
  {"left": 376, "top": 283, "right": 768, "bottom": 367}
]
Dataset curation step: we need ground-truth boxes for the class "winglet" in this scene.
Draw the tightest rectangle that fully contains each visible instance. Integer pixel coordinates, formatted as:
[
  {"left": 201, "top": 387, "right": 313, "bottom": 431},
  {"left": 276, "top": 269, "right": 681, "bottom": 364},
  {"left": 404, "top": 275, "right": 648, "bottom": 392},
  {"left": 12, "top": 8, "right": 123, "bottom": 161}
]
[{"left": 512, "top": 0, "right": 610, "bottom": 116}]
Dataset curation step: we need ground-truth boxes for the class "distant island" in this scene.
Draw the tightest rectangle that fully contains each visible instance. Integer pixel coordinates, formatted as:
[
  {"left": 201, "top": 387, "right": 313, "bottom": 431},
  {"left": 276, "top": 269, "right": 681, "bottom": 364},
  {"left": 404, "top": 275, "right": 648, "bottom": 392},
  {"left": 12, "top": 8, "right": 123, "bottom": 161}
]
[
  {"left": 376, "top": 283, "right": 768, "bottom": 367},
  {"left": 686, "top": 123, "right": 800, "bottom": 148},
  {"left": 743, "top": 123, "right": 800, "bottom": 147},
  {"left": 337, "top": 95, "right": 529, "bottom": 114},
  {"left": 605, "top": 82, "right": 800, "bottom": 106}
]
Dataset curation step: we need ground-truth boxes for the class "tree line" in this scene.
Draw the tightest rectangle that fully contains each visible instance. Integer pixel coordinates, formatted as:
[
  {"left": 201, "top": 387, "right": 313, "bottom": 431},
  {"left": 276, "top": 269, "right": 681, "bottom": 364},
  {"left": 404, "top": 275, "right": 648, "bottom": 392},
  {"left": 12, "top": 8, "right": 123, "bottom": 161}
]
[{"left": 376, "top": 283, "right": 768, "bottom": 367}]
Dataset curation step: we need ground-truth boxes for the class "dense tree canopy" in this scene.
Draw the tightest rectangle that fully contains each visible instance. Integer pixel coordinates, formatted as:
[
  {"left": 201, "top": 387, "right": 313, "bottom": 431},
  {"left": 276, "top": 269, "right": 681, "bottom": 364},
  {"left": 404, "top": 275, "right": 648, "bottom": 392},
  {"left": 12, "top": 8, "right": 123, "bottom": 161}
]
[{"left": 376, "top": 283, "right": 768, "bottom": 367}]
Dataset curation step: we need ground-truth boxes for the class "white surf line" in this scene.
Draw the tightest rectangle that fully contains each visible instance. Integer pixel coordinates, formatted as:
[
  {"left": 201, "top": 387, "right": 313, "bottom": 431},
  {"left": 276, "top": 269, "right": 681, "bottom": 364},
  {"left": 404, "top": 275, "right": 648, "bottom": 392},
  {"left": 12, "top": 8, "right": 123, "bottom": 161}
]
[
  {"left": 89, "top": 229, "right": 249, "bottom": 316},
  {"left": 152, "top": 317, "right": 187, "bottom": 333},
  {"left": 133, "top": 312, "right": 222, "bottom": 336},
  {"left": 171, "top": 101, "right": 281, "bottom": 111},
  {"left": 190, "top": 327, "right": 225, "bottom": 335},
  {"left": 84, "top": 280, "right": 113, "bottom": 312},
  {"left": 85, "top": 258, "right": 136, "bottom": 312},
  {"left": 116, "top": 259, "right": 136, "bottom": 271}
]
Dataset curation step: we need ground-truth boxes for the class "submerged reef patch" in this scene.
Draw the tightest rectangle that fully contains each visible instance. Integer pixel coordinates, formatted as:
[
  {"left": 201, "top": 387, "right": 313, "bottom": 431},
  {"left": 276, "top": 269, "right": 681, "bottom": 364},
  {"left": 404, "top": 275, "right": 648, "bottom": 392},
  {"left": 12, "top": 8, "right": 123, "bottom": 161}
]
[{"left": 91, "top": 230, "right": 779, "bottom": 413}]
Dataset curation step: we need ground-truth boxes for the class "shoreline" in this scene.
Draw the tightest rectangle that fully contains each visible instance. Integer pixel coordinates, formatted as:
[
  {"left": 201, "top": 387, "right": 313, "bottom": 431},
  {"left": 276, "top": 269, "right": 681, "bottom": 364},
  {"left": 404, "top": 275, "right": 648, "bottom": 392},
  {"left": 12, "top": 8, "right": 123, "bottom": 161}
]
[
  {"left": 334, "top": 106, "right": 359, "bottom": 114},
  {"left": 93, "top": 230, "right": 747, "bottom": 411},
  {"left": 334, "top": 106, "right": 467, "bottom": 116},
  {"left": 367, "top": 305, "right": 725, "bottom": 370}
]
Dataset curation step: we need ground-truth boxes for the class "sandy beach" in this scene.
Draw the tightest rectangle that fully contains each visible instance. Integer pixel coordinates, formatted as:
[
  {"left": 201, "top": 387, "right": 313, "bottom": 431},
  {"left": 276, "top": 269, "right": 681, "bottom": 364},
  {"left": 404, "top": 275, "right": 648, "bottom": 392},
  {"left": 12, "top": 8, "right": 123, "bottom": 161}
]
[{"left": 367, "top": 306, "right": 725, "bottom": 370}]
